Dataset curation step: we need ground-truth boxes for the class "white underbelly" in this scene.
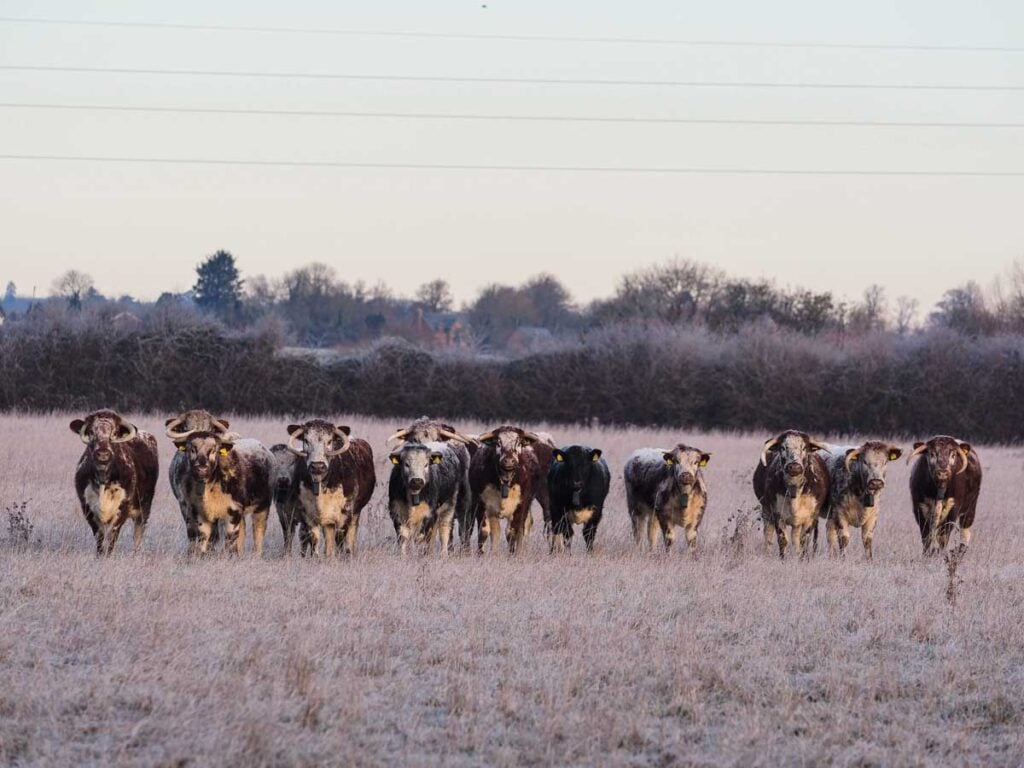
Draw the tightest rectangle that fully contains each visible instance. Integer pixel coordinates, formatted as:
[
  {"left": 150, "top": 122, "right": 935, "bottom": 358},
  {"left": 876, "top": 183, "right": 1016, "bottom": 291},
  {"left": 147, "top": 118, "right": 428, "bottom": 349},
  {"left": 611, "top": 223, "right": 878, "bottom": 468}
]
[
  {"left": 481, "top": 484, "right": 522, "bottom": 519},
  {"left": 84, "top": 482, "right": 128, "bottom": 525}
]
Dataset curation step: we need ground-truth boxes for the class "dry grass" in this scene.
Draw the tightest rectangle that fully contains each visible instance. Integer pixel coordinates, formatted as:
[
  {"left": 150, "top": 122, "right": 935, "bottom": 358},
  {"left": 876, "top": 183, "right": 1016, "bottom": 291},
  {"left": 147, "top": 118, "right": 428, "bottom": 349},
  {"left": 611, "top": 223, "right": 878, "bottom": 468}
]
[{"left": 2, "top": 413, "right": 1024, "bottom": 767}]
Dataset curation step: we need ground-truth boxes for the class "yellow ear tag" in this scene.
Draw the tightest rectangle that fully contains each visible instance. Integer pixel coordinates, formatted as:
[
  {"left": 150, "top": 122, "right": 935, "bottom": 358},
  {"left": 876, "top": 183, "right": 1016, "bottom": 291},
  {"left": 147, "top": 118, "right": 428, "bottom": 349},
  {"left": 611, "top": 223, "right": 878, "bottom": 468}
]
[
  {"left": 390, "top": 456, "right": 400, "bottom": 465},
  {"left": 591, "top": 454, "right": 600, "bottom": 462},
  {"left": 432, "top": 455, "right": 442, "bottom": 465},
  {"left": 699, "top": 458, "right": 709, "bottom": 467},
  {"left": 888, "top": 450, "right": 900, "bottom": 461},
  {"left": 555, "top": 453, "right": 564, "bottom": 462},
  {"left": 177, "top": 445, "right": 186, "bottom": 452},
  {"left": 219, "top": 448, "right": 229, "bottom": 457},
  {"left": 665, "top": 458, "right": 674, "bottom": 465}
]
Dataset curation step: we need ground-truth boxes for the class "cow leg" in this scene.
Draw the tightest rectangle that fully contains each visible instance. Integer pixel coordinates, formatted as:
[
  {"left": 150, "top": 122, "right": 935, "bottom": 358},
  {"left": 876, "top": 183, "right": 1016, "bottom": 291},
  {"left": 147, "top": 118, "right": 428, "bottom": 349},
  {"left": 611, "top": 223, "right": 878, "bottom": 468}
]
[
  {"left": 437, "top": 507, "right": 454, "bottom": 556},
  {"left": 196, "top": 519, "right": 214, "bottom": 555},
  {"left": 660, "top": 519, "right": 676, "bottom": 553},
  {"left": 776, "top": 523, "right": 789, "bottom": 559},
  {"left": 344, "top": 517, "right": 360, "bottom": 557},
  {"left": 629, "top": 512, "right": 645, "bottom": 548},
  {"left": 105, "top": 515, "right": 127, "bottom": 556},
  {"left": 299, "top": 523, "right": 313, "bottom": 557},
  {"left": 936, "top": 522, "right": 954, "bottom": 553},
  {"left": 83, "top": 508, "right": 104, "bottom": 555},
  {"left": 647, "top": 513, "right": 659, "bottom": 551},
  {"left": 132, "top": 516, "right": 146, "bottom": 553},
  {"left": 861, "top": 519, "right": 876, "bottom": 560},
  {"left": 583, "top": 514, "right": 600, "bottom": 553},
  {"left": 837, "top": 520, "right": 851, "bottom": 557},
  {"left": 958, "top": 526, "right": 972, "bottom": 554},
  {"left": 224, "top": 515, "right": 245, "bottom": 555},
  {"left": 762, "top": 507, "right": 777, "bottom": 554},
  {"left": 279, "top": 504, "right": 295, "bottom": 556},
  {"left": 487, "top": 515, "right": 502, "bottom": 555},
  {"left": 684, "top": 525, "right": 698, "bottom": 556},
  {"left": 826, "top": 518, "right": 839, "bottom": 558},
  {"left": 323, "top": 524, "right": 337, "bottom": 558},
  {"left": 251, "top": 509, "right": 268, "bottom": 557}
]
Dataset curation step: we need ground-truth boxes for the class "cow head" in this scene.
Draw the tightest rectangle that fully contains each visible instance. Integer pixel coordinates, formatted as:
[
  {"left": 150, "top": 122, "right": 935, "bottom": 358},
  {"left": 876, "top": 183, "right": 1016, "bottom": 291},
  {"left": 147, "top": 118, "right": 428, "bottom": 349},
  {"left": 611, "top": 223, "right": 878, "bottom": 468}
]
[
  {"left": 165, "top": 410, "right": 234, "bottom": 445},
  {"left": 844, "top": 442, "right": 902, "bottom": 506},
  {"left": 179, "top": 431, "right": 234, "bottom": 483},
  {"left": 906, "top": 435, "right": 971, "bottom": 488},
  {"left": 760, "top": 430, "right": 829, "bottom": 495},
  {"left": 387, "top": 417, "right": 476, "bottom": 447},
  {"left": 389, "top": 444, "right": 444, "bottom": 505},
  {"left": 553, "top": 445, "right": 603, "bottom": 506},
  {"left": 287, "top": 420, "right": 351, "bottom": 495},
  {"left": 478, "top": 426, "right": 542, "bottom": 497},
  {"left": 69, "top": 410, "right": 138, "bottom": 481},
  {"left": 662, "top": 444, "right": 711, "bottom": 506}
]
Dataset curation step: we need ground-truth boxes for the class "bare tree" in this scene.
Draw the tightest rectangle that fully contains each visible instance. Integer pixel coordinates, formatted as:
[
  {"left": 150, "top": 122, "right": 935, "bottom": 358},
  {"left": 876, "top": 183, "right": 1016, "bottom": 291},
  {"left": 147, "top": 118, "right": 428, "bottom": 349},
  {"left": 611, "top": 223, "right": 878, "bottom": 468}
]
[
  {"left": 416, "top": 279, "right": 454, "bottom": 313},
  {"left": 51, "top": 270, "right": 95, "bottom": 310},
  {"left": 894, "top": 296, "right": 919, "bottom": 335}
]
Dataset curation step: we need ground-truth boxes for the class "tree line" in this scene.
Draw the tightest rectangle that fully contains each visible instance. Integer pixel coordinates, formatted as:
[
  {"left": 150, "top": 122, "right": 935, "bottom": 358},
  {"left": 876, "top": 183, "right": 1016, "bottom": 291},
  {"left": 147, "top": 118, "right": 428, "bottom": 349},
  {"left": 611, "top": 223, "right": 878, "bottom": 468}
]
[{"left": 7, "top": 250, "right": 1024, "bottom": 350}]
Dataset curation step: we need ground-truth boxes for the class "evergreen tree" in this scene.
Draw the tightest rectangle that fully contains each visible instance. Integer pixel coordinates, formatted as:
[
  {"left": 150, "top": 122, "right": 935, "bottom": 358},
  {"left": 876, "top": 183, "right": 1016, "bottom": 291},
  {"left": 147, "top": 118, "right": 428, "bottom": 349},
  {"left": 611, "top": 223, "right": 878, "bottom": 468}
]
[{"left": 193, "top": 250, "right": 243, "bottom": 321}]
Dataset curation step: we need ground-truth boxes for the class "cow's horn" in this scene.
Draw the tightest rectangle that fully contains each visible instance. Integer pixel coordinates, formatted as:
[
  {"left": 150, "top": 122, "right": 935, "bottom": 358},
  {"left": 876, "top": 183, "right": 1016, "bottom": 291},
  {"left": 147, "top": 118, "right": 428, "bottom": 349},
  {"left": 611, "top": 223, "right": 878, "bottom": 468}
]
[
  {"left": 844, "top": 449, "right": 860, "bottom": 474},
  {"left": 328, "top": 427, "right": 352, "bottom": 457},
  {"left": 760, "top": 437, "right": 779, "bottom": 467},
  {"left": 211, "top": 418, "right": 232, "bottom": 435},
  {"left": 906, "top": 443, "right": 927, "bottom": 465},
  {"left": 386, "top": 428, "right": 410, "bottom": 446},
  {"left": 808, "top": 439, "right": 831, "bottom": 453},
  {"left": 477, "top": 429, "right": 497, "bottom": 444},
  {"left": 437, "top": 427, "right": 477, "bottom": 445},
  {"left": 288, "top": 428, "right": 306, "bottom": 455},
  {"left": 956, "top": 448, "right": 970, "bottom": 474},
  {"left": 78, "top": 421, "right": 91, "bottom": 444},
  {"left": 113, "top": 422, "right": 137, "bottom": 443}
]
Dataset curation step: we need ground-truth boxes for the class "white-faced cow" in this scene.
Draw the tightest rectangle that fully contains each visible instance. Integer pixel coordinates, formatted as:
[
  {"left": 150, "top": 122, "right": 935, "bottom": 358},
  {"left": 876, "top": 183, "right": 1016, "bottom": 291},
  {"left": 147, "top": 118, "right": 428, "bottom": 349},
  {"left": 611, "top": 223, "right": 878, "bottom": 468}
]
[
  {"left": 388, "top": 417, "right": 475, "bottom": 549},
  {"left": 753, "top": 430, "right": 831, "bottom": 559},
  {"left": 907, "top": 435, "right": 982, "bottom": 555},
  {"left": 625, "top": 444, "right": 711, "bottom": 553},
  {"left": 547, "top": 445, "right": 611, "bottom": 553},
  {"left": 470, "top": 426, "right": 546, "bottom": 554},
  {"left": 286, "top": 420, "right": 375, "bottom": 557},
  {"left": 170, "top": 427, "right": 274, "bottom": 556},
  {"left": 821, "top": 441, "right": 902, "bottom": 559},
  {"left": 388, "top": 441, "right": 464, "bottom": 555},
  {"left": 71, "top": 410, "right": 159, "bottom": 555}
]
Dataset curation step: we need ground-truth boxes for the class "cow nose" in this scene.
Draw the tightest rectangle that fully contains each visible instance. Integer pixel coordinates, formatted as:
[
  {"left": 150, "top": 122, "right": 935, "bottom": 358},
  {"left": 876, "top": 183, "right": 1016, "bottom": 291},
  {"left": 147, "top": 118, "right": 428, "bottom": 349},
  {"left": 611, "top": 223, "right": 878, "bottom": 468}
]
[
  {"left": 679, "top": 472, "right": 695, "bottom": 485},
  {"left": 94, "top": 450, "right": 112, "bottom": 463},
  {"left": 571, "top": 481, "right": 584, "bottom": 489},
  {"left": 408, "top": 478, "right": 425, "bottom": 491},
  {"left": 785, "top": 462, "right": 804, "bottom": 477},
  {"left": 500, "top": 460, "right": 517, "bottom": 471},
  {"left": 309, "top": 461, "right": 328, "bottom": 475},
  {"left": 936, "top": 469, "right": 951, "bottom": 481},
  {"left": 867, "top": 479, "right": 884, "bottom": 491}
]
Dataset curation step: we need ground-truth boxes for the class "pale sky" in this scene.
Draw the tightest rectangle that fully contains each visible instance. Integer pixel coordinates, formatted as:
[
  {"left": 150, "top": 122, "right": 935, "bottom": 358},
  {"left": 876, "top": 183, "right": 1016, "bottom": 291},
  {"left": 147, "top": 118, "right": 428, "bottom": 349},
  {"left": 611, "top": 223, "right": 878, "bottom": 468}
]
[{"left": 0, "top": 0, "right": 1022, "bottom": 310}]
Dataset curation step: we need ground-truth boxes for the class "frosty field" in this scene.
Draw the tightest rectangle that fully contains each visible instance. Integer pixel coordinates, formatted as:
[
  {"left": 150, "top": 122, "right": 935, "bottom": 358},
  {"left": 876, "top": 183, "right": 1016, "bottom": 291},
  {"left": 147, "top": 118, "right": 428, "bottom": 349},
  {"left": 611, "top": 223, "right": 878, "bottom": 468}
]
[{"left": 1, "top": 414, "right": 1023, "bottom": 767}]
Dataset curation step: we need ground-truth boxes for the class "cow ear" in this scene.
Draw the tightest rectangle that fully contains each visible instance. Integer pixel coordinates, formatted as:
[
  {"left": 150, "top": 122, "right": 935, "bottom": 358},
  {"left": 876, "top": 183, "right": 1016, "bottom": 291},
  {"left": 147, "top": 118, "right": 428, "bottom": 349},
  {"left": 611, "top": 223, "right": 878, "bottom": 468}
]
[
  {"left": 887, "top": 447, "right": 903, "bottom": 461},
  {"left": 287, "top": 424, "right": 304, "bottom": 437},
  {"left": 663, "top": 452, "right": 675, "bottom": 465},
  {"left": 699, "top": 453, "right": 711, "bottom": 467},
  {"left": 590, "top": 449, "right": 602, "bottom": 462},
  {"left": 430, "top": 452, "right": 443, "bottom": 465},
  {"left": 958, "top": 442, "right": 972, "bottom": 455},
  {"left": 913, "top": 441, "right": 924, "bottom": 450},
  {"left": 554, "top": 451, "right": 565, "bottom": 462},
  {"left": 219, "top": 419, "right": 230, "bottom": 429},
  {"left": 389, "top": 454, "right": 401, "bottom": 465},
  {"left": 335, "top": 425, "right": 352, "bottom": 436},
  {"left": 69, "top": 419, "right": 85, "bottom": 434}
]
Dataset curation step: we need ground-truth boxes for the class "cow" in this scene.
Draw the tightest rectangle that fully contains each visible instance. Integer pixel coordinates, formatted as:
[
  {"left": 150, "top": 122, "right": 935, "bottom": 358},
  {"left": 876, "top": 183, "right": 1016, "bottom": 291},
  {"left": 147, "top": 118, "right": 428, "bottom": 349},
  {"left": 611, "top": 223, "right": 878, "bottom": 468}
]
[
  {"left": 171, "top": 428, "right": 274, "bottom": 556},
  {"left": 820, "top": 442, "right": 902, "bottom": 559},
  {"left": 753, "top": 430, "right": 831, "bottom": 559},
  {"left": 388, "top": 441, "right": 464, "bottom": 554},
  {"left": 286, "top": 420, "right": 375, "bottom": 557},
  {"left": 388, "top": 417, "right": 475, "bottom": 549},
  {"left": 70, "top": 410, "right": 159, "bottom": 555},
  {"left": 269, "top": 442, "right": 304, "bottom": 555},
  {"left": 547, "top": 445, "right": 610, "bottom": 553},
  {"left": 906, "top": 435, "right": 982, "bottom": 555},
  {"left": 624, "top": 444, "right": 711, "bottom": 553},
  {"left": 165, "top": 410, "right": 236, "bottom": 548},
  {"left": 470, "top": 426, "right": 545, "bottom": 554}
]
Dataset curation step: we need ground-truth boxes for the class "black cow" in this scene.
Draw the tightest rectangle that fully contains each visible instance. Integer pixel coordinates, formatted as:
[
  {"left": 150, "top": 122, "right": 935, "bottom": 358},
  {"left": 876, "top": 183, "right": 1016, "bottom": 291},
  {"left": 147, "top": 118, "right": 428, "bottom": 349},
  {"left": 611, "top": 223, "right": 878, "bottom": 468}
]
[
  {"left": 71, "top": 410, "right": 159, "bottom": 555},
  {"left": 547, "top": 445, "right": 610, "bottom": 553},
  {"left": 907, "top": 435, "right": 982, "bottom": 555},
  {"left": 388, "top": 441, "right": 464, "bottom": 555}
]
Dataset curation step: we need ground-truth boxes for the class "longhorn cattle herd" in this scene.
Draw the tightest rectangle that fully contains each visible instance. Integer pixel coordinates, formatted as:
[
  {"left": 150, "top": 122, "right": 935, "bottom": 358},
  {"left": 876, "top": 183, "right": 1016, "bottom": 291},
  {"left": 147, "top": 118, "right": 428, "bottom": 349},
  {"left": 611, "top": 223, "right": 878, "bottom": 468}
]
[{"left": 70, "top": 410, "right": 982, "bottom": 560}]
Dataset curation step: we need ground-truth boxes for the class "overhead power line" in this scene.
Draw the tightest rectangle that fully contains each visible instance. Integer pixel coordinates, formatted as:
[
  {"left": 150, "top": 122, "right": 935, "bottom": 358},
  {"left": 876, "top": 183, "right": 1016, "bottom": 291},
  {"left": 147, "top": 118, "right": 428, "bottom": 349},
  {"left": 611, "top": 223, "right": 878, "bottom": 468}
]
[
  {"left": 3, "top": 64, "right": 1023, "bottom": 91},
  {"left": 2, "top": 102, "right": 1023, "bottom": 129},
  {"left": 1, "top": 16, "right": 1021, "bottom": 53},
  {"left": 0, "top": 154, "right": 1020, "bottom": 176}
]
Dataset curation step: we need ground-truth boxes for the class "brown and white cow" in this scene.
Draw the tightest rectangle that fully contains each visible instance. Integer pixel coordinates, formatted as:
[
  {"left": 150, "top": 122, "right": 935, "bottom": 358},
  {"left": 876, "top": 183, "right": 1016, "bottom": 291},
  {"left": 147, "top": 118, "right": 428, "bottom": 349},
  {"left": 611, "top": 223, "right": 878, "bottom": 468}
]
[
  {"left": 71, "top": 410, "right": 159, "bottom": 555},
  {"left": 821, "top": 441, "right": 902, "bottom": 559},
  {"left": 286, "top": 420, "right": 376, "bottom": 557},
  {"left": 624, "top": 445, "right": 711, "bottom": 553},
  {"left": 907, "top": 435, "right": 982, "bottom": 555},
  {"left": 470, "top": 425, "right": 545, "bottom": 554},
  {"left": 753, "top": 430, "right": 831, "bottom": 559},
  {"left": 171, "top": 429, "right": 274, "bottom": 556}
]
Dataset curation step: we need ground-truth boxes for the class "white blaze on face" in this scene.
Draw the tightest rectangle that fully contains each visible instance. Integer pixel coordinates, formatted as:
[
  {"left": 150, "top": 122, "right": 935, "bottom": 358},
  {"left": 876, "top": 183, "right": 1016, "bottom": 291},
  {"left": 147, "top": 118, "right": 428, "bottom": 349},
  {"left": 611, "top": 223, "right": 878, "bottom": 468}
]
[{"left": 401, "top": 449, "right": 431, "bottom": 491}]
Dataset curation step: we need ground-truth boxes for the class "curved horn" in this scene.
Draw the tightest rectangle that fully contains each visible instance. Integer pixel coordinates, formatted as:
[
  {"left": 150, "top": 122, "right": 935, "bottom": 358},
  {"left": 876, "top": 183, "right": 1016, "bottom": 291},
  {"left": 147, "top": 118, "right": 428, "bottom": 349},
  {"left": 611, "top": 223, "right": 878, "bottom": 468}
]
[
  {"left": 327, "top": 427, "right": 352, "bottom": 457},
  {"left": 112, "top": 421, "right": 137, "bottom": 443},
  {"left": 386, "top": 428, "right": 410, "bottom": 446},
  {"left": 211, "top": 418, "right": 232, "bottom": 436},
  {"left": 906, "top": 442, "right": 928, "bottom": 466},
  {"left": 477, "top": 429, "right": 497, "bottom": 444},
  {"left": 436, "top": 427, "right": 476, "bottom": 445},
  {"left": 760, "top": 437, "right": 779, "bottom": 467},
  {"left": 956, "top": 447, "right": 971, "bottom": 475},
  {"left": 78, "top": 421, "right": 91, "bottom": 444},
  {"left": 164, "top": 417, "right": 186, "bottom": 439},
  {"left": 844, "top": 449, "right": 860, "bottom": 474},
  {"left": 808, "top": 439, "right": 831, "bottom": 454},
  {"left": 288, "top": 428, "right": 306, "bottom": 455}
]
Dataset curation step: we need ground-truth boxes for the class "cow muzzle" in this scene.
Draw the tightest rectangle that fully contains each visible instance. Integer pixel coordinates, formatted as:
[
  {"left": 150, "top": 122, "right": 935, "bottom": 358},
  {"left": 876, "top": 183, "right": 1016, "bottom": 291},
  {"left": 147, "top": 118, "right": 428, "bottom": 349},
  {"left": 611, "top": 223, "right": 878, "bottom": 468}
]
[
  {"left": 785, "top": 462, "right": 804, "bottom": 478},
  {"left": 867, "top": 479, "right": 884, "bottom": 491},
  {"left": 935, "top": 470, "right": 951, "bottom": 482}
]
